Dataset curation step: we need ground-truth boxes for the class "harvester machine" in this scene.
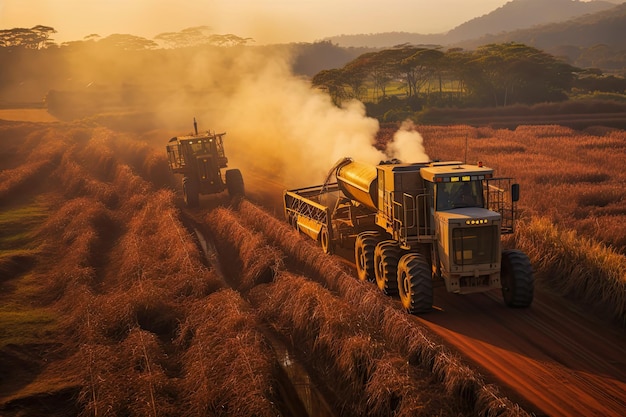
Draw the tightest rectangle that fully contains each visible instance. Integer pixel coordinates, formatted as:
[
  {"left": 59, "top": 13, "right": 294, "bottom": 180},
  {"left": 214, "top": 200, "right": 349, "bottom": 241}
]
[
  {"left": 166, "top": 119, "right": 244, "bottom": 207},
  {"left": 284, "top": 157, "right": 533, "bottom": 313}
]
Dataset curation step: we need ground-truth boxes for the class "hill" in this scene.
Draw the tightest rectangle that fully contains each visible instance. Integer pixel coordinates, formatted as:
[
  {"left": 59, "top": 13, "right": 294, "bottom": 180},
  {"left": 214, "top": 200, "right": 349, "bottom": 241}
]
[
  {"left": 323, "top": 0, "right": 620, "bottom": 48},
  {"left": 456, "top": 2, "right": 626, "bottom": 71},
  {"left": 445, "top": 0, "right": 617, "bottom": 43}
]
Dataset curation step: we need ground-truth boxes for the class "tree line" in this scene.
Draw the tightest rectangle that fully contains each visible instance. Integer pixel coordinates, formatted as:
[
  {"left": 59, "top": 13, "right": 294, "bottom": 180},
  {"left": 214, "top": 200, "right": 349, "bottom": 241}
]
[
  {"left": 1, "top": 26, "right": 625, "bottom": 117},
  {"left": 313, "top": 43, "right": 592, "bottom": 109},
  {"left": 0, "top": 25, "right": 251, "bottom": 50}
]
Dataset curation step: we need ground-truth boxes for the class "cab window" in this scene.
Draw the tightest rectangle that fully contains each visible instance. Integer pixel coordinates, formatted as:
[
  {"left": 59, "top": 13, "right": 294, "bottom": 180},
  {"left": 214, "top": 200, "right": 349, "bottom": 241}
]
[{"left": 437, "top": 181, "right": 483, "bottom": 210}]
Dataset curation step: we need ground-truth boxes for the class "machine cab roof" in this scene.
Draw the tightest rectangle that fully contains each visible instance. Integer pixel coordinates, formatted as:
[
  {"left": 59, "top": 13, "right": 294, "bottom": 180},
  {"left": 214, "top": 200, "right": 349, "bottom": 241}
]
[{"left": 419, "top": 161, "right": 494, "bottom": 183}]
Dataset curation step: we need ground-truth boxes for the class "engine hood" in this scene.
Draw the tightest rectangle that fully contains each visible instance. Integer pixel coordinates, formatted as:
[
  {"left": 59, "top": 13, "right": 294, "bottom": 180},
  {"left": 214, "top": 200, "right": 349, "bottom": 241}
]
[{"left": 436, "top": 207, "right": 501, "bottom": 222}]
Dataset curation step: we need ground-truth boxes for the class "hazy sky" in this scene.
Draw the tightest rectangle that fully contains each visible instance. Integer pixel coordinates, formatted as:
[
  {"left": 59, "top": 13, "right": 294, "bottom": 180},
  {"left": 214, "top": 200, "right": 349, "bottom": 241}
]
[{"left": 0, "top": 0, "right": 515, "bottom": 44}]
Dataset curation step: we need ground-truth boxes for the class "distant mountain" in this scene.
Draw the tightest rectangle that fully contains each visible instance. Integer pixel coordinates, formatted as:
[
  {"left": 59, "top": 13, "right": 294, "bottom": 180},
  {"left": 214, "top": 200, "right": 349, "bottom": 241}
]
[
  {"left": 322, "top": 32, "right": 446, "bottom": 49},
  {"left": 323, "top": 0, "right": 620, "bottom": 48},
  {"left": 457, "top": 2, "right": 626, "bottom": 50},
  {"left": 456, "top": 2, "right": 626, "bottom": 71},
  {"left": 445, "top": 0, "right": 617, "bottom": 43}
]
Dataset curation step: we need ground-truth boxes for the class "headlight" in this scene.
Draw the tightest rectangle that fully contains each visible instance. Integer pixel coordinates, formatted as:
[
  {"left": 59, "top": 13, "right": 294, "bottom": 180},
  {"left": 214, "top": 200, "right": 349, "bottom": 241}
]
[{"left": 466, "top": 219, "right": 488, "bottom": 225}]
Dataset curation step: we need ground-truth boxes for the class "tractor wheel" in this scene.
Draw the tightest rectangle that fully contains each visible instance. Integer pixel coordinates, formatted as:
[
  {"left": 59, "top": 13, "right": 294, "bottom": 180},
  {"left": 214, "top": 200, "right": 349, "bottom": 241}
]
[
  {"left": 501, "top": 249, "right": 534, "bottom": 308},
  {"left": 397, "top": 253, "right": 433, "bottom": 314},
  {"left": 320, "top": 226, "right": 333, "bottom": 254},
  {"left": 225, "top": 169, "right": 245, "bottom": 198},
  {"left": 374, "top": 240, "right": 401, "bottom": 295},
  {"left": 182, "top": 176, "right": 199, "bottom": 208},
  {"left": 355, "top": 232, "right": 379, "bottom": 282}
]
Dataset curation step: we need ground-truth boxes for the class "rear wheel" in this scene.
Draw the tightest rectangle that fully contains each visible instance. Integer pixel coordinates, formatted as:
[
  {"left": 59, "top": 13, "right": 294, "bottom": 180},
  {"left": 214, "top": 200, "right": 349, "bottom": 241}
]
[
  {"left": 225, "top": 169, "right": 245, "bottom": 198},
  {"left": 501, "top": 249, "right": 534, "bottom": 307},
  {"left": 397, "top": 253, "right": 433, "bottom": 314},
  {"left": 374, "top": 240, "right": 401, "bottom": 295},
  {"left": 355, "top": 232, "right": 378, "bottom": 282},
  {"left": 182, "top": 176, "right": 199, "bottom": 208}
]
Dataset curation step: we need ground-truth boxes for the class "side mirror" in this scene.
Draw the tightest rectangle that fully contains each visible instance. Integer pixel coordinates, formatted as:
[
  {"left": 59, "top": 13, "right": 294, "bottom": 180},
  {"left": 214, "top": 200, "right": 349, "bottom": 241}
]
[{"left": 511, "top": 183, "right": 520, "bottom": 202}]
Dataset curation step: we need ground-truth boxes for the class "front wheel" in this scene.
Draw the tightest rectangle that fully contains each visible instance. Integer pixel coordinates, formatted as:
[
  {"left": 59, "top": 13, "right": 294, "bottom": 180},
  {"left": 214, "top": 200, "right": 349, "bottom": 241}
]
[
  {"left": 501, "top": 249, "right": 534, "bottom": 308},
  {"left": 397, "top": 253, "right": 433, "bottom": 314}
]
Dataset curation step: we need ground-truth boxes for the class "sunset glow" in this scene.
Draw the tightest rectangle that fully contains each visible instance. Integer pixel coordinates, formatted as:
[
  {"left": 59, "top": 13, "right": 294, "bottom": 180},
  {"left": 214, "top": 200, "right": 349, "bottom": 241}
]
[{"left": 1, "top": 0, "right": 512, "bottom": 44}]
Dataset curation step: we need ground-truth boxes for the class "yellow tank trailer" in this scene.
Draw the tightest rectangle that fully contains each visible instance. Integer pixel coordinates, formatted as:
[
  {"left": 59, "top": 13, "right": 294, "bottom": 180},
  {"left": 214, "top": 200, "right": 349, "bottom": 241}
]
[{"left": 284, "top": 158, "right": 533, "bottom": 313}]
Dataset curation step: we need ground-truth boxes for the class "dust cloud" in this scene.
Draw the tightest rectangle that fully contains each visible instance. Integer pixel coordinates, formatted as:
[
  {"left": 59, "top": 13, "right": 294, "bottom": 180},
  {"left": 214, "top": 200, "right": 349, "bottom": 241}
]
[{"left": 153, "top": 46, "right": 429, "bottom": 189}]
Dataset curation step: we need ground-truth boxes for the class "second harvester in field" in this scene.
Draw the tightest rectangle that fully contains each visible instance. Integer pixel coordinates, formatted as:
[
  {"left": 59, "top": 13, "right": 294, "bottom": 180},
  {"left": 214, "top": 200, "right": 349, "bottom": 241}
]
[
  {"left": 284, "top": 157, "right": 533, "bottom": 313},
  {"left": 166, "top": 119, "right": 244, "bottom": 207}
]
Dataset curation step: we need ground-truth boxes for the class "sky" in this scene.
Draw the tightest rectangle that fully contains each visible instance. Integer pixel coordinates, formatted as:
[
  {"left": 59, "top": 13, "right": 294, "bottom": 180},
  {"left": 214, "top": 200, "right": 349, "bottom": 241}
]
[{"left": 0, "top": 0, "right": 514, "bottom": 44}]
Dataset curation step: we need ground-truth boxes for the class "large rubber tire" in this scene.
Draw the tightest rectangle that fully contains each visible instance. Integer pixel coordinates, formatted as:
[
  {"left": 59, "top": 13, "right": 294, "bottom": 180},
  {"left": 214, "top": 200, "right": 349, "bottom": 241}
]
[
  {"left": 182, "top": 176, "right": 199, "bottom": 208},
  {"left": 320, "top": 226, "right": 333, "bottom": 255},
  {"left": 397, "top": 253, "right": 433, "bottom": 314},
  {"left": 501, "top": 249, "right": 534, "bottom": 308},
  {"left": 225, "top": 169, "right": 245, "bottom": 198},
  {"left": 355, "top": 232, "right": 378, "bottom": 282},
  {"left": 374, "top": 240, "right": 401, "bottom": 295}
]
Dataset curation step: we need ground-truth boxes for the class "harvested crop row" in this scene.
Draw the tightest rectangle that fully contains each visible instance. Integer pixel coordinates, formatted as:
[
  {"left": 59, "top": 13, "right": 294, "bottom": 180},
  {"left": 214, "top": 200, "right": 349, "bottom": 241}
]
[
  {"left": 249, "top": 271, "right": 463, "bottom": 417},
  {"left": 177, "top": 290, "right": 281, "bottom": 417},
  {"left": 206, "top": 206, "right": 283, "bottom": 292}
]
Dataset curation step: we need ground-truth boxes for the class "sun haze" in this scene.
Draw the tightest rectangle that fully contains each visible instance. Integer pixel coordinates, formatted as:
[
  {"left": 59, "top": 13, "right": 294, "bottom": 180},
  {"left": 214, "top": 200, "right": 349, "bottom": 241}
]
[{"left": 1, "top": 0, "right": 510, "bottom": 44}]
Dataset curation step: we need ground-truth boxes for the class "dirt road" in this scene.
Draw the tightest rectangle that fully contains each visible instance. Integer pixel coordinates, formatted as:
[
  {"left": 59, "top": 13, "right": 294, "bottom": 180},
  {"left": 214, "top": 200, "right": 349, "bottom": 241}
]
[{"left": 417, "top": 285, "right": 626, "bottom": 416}]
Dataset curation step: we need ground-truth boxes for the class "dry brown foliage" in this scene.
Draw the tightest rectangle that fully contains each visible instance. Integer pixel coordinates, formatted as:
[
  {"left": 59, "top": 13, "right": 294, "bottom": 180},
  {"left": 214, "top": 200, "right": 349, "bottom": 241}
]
[
  {"left": 418, "top": 124, "right": 626, "bottom": 252},
  {"left": 207, "top": 207, "right": 283, "bottom": 292},
  {"left": 237, "top": 199, "right": 348, "bottom": 286},
  {"left": 0, "top": 123, "right": 242, "bottom": 416},
  {"left": 515, "top": 217, "right": 626, "bottom": 324},
  {"left": 35, "top": 197, "right": 115, "bottom": 302},
  {"left": 249, "top": 272, "right": 384, "bottom": 414},
  {"left": 365, "top": 354, "right": 448, "bottom": 417},
  {"left": 177, "top": 290, "right": 279, "bottom": 417},
  {"left": 75, "top": 327, "right": 176, "bottom": 417},
  {"left": 0, "top": 160, "right": 55, "bottom": 203},
  {"left": 248, "top": 272, "right": 474, "bottom": 416}
]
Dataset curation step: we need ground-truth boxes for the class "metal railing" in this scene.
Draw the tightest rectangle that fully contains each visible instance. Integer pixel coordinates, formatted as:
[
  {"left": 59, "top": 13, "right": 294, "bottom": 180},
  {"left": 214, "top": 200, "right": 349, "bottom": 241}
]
[
  {"left": 486, "top": 178, "right": 516, "bottom": 234},
  {"left": 392, "top": 192, "right": 434, "bottom": 245}
]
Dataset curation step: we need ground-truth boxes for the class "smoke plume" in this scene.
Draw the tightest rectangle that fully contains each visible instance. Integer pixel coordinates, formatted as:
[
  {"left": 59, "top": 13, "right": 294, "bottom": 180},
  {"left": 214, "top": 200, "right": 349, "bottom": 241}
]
[{"left": 385, "top": 120, "right": 429, "bottom": 164}]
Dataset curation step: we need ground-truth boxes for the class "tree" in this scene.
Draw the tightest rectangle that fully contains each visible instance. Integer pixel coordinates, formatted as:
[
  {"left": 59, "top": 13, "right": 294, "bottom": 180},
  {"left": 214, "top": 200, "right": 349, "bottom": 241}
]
[
  {"left": 311, "top": 68, "right": 347, "bottom": 106},
  {"left": 154, "top": 26, "right": 252, "bottom": 48},
  {"left": 438, "top": 48, "right": 469, "bottom": 105},
  {"left": 400, "top": 48, "right": 444, "bottom": 99},
  {"left": 357, "top": 49, "right": 401, "bottom": 101},
  {"left": 97, "top": 34, "right": 158, "bottom": 50},
  {"left": 463, "top": 43, "right": 579, "bottom": 106},
  {"left": 341, "top": 55, "right": 371, "bottom": 100},
  {"left": 0, "top": 26, "right": 56, "bottom": 49}
]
